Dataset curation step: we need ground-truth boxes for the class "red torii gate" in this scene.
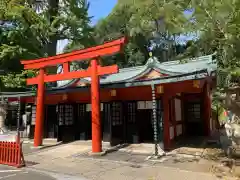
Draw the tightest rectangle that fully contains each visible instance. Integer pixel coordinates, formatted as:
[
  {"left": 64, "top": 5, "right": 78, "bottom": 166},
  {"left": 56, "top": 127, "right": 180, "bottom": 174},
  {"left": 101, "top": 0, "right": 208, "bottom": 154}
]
[{"left": 21, "top": 37, "right": 126, "bottom": 153}]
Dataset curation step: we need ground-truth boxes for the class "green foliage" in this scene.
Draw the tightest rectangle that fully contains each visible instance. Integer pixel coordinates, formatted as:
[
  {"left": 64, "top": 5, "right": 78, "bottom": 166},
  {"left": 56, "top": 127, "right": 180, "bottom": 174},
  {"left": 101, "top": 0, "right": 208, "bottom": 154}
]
[
  {"left": 0, "top": 0, "right": 93, "bottom": 89},
  {"left": 93, "top": 3, "right": 148, "bottom": 68},
  {"left": 186, "top": 0, "right": 240, "bottom": 88},
  {"left": 93, "top": 0, "right": 190, "bottom": 68},
  {"left": 0, "top": 70, "right": 36, "bottom": 89}
]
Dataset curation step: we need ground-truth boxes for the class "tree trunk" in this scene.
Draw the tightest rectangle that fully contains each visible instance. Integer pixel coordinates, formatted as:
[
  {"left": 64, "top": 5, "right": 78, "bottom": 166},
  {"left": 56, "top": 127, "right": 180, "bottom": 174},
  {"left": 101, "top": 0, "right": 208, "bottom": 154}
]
[{"left": 46, "top": 0, "right": 59, "bottom": 56}]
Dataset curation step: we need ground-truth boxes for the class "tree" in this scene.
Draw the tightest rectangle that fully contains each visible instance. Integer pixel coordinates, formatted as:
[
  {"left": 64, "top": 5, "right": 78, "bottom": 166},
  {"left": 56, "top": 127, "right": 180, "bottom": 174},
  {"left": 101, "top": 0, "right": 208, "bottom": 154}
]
[
  {"left": 0, "top": 0, "right": 93, "bottom": 89},
  {"left": 186, "top": 0, "right": 240, "bottom": 84},
  {"left": 93, "top": 0, "right": 191, "bottom": 68},
  {"left": 187, "top": 0, "right": 240, "bottom": 117},
  {"left": 93, "top": 3, "right": 148, "bottom": 68},
  {"left": 190, "top": 0, "right": 240, "bottom": 68}
]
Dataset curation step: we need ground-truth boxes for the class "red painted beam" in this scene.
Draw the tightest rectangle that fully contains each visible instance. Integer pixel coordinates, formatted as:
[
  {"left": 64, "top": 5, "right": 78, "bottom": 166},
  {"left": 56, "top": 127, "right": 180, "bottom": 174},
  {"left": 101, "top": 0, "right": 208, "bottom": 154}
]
[
  {"left": 26, "top": 65, "right": 119, "bottom": 85},
  {"left": 27, "top": 70, "right": 91, "bottom": 85},
  {"left": 63, "top": 62, "right": 69, "bottom": 73},
  {"left": 23, "top": 46, "right": 121, "bottom": 69},
  {"left": 21, "top": 37, "right": 126, "bottom": 69}
]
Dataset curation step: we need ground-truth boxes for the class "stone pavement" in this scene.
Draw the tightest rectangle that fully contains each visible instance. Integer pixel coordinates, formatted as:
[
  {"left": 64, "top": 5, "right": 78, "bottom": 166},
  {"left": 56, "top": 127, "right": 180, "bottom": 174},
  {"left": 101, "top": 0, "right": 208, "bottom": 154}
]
[
  {"left": 25, "top": 155, "right": 237, "bottom": 180},
  {"left": 0, "top": 165, "right": 55, "bottom": 180},
  {"left": 23, "top": 142, "right": 238, "bottom": 180}
]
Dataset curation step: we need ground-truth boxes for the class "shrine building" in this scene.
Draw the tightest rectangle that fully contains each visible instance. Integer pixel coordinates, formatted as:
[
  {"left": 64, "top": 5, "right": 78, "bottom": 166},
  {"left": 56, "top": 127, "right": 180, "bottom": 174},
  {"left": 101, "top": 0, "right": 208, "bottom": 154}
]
[{"left": 2, "top": 38, "right": 217, "bottom": 151}]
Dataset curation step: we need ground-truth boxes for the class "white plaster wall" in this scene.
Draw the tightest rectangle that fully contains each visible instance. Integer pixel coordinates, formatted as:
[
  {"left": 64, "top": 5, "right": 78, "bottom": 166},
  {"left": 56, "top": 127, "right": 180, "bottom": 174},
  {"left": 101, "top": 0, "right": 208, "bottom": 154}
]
[
  {"left": 86, "top": 103, "right": 103, "bottom": 112},
  {"left": 176, "top": 124, "right": 182, "bottom": 136},
  {"left": 170, "top": 126, "right": 174, "bottom": 140},
  {"left": 137, "top": 101, "right": 153, "bottom": 109},
  {"left": 174, "top": 99, "right": 182, "bottom": 121},
  {"left": 145, "top": 101, "right": 153, "bottom": 109},
  {"left": 137, "top": 101, "right": 145, "bottom": 109}
]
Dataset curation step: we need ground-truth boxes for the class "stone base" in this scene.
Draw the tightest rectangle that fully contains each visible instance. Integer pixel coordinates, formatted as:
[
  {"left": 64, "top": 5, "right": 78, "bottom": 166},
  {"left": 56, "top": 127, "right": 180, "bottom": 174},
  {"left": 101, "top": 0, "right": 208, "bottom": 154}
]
[
  {"left": 88, "top": 151, "right": 106, "bottom": 156},
  {"left": 30, "top": 145, "right": 44, "bottom": 150}
]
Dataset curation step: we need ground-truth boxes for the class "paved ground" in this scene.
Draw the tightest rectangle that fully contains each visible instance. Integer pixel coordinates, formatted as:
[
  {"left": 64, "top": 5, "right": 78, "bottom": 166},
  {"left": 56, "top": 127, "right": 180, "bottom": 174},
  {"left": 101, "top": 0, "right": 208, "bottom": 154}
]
[
  {"left": 22, "top": 141, "right": 238, "bottom": 180},
  {"left": 0, "top": 165, "right": 55, "bottom": 180}
]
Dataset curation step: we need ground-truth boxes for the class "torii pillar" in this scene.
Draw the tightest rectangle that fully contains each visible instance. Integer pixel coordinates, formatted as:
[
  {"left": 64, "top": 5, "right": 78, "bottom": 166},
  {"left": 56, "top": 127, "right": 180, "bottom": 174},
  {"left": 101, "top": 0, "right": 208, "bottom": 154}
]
[
  {"left": 91, "top": 59, "right": 101, "bottom": 152},
  {"left": 21, "top": 38, "right": 127, "bottom": 153},
  {"left": 34, "top": 68, "right": 45, "bottom": 147}
]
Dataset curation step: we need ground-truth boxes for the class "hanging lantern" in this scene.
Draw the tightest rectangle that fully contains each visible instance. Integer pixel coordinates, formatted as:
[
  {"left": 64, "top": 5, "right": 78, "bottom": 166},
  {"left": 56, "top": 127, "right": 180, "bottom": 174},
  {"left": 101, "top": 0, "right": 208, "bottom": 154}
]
[
  {"left": 156, "top": 85, "right": 164, "bottom": 94},
  {"left": 110, "top": 89, "right": 117, "bottom": 97},
  {"left": 193, "top": 80, "right": 200, "bottom": 88}
]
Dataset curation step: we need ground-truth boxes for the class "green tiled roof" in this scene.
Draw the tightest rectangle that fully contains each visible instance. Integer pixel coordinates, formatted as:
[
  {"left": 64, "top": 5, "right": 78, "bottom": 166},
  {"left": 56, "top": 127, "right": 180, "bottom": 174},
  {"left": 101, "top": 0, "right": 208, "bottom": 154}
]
[
  {"left": 56, "top": 54, "right": 217, "bottom": 88},
  {"left": 0, "top": 54, "right": 216, "bottom": 98}
]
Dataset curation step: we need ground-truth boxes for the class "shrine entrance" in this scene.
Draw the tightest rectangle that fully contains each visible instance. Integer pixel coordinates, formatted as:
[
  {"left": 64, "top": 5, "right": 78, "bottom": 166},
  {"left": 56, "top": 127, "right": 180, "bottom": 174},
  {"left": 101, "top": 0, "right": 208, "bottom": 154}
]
[
  {"left": 102, "top": 101, "right": 139, "bottom": 146},
  {"left": 44, "top": 105, "right": 58, "bottom": 139},
  {"left": 21, "top": 37, "right": 127, "bottom": 153},
  {"left": 57, "top": 103, "right": 75, "bottom": 142}
]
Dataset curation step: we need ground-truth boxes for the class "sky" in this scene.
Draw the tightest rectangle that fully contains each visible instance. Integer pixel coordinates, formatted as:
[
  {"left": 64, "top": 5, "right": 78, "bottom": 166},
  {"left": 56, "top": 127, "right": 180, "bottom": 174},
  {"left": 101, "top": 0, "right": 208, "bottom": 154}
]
[
  {"left": 57, "top": 0, "right": 117, "bottom": 53},
  {"left": 88, "top": 0, "right": 118, "bottom": 25}
]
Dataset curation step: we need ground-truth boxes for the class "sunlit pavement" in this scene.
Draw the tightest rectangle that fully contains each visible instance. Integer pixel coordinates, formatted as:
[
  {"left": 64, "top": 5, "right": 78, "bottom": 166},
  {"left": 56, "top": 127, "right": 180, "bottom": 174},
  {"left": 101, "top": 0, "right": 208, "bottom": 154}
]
[
  {"left": 0, "top": 165, "right": 55, "bottom": 180},
  {"left": 0, "top": 165, "right": 88, "bottom": 180}
]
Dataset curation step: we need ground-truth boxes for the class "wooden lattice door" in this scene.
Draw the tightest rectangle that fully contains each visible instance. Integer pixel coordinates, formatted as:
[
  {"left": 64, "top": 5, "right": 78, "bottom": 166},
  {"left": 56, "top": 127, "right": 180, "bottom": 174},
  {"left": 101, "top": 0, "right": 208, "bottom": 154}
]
[
  {"left": 110, "top": 102, "right": 124, "bottom": 146},
  {"left": 76, "top": 104, "right": 88, "bottom": 140},
  {"left": 44, "top": 105, "right": 57, "bottom": 138},
  {"left": 185, "top": 100, "right": 203, "bottom": 136},
  {"left": 124, "top": 101, "right": 137, "bottom": 143},
  {"left": 57, "top": 104, "right": 75, "bottom": 142}
]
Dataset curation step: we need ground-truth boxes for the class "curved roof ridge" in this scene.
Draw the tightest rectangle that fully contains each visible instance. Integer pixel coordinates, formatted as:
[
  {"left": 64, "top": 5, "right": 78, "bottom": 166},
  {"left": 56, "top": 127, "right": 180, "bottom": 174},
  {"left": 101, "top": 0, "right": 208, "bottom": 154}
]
[
  {"left": 161, "top": 54, "right": 213, "bottom": 66},
  {"left": 119, "top": 65, "right": 145, "bottom": 72}
]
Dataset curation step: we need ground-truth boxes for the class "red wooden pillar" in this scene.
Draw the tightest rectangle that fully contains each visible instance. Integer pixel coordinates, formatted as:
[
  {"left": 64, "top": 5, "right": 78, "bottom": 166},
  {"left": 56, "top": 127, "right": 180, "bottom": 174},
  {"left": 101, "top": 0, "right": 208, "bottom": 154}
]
[
  {"left": 91, "top": 59, "right": 102, "bottom": 153},
  {"left": 34, "top": 68, "right": 45, "bottom": 147},
  {"left": 163, "top": 95, "right": 170, "bottom": 150},
  {"left": 204, "top": 83, "right": 211, "bottom": 136}
]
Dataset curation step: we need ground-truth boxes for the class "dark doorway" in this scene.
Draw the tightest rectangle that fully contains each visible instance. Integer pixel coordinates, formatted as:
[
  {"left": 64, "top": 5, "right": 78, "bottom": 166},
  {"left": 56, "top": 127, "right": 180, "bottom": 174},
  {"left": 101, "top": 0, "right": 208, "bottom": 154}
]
[
  {"left": 124, "top": 101, "right": 138, "bottom": 143},
  {"left": 6, "top": 102, "right": 18, "bottom": 130},
  {"left": 110, "top": 102, "right": 124, "bottom": 146},
  {"left": 184, "top": 99, "right": 204, "bottom": 136},
  {"left": 57, "top": 104, "right": 75, "bottom": 142},
  {"left": 103, "top": 103, "right": 111, "bottom": 142},
  {"left": 103, "top": 101, "right": 138, "bottom": 146},
  {"left": 44, "top": 105, "right": 58, "bottom": 138},
  {"left": 75, "top": 104, "right": 91, "bottom": 140},
  {"left": 138, "top": 108, "right": 154, "bottom": 143}
]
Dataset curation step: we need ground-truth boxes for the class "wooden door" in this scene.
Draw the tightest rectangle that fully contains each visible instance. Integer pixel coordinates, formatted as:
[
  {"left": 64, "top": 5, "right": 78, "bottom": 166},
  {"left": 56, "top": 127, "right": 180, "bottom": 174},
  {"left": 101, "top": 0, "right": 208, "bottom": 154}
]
[
  {"left": 103, "top": 103, "right": 111, "bottom": 142},
  {"left": 124, "top": 101, "right": 138, "bottom": 143},
  {"left": 110, "top": 102, "right": 124, "bottom": 146},
  {"left": 57, "top": 104, "right": 75, "bottom": 142},
  {"left": 75, "top": 104, "right": 89, "bottom": 140},
  {"left": 44, "top": 105, "right": 58, "bottom": 138},
  {"left": 185, "top": 100, "right": 204, "bottom": 136}
]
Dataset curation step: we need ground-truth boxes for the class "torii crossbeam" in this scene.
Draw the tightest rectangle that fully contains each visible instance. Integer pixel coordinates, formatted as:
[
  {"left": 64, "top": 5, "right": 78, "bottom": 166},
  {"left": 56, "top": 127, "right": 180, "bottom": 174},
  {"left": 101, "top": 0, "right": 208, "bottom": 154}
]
[{"left": 21, "top": 37, "right": 127, "bottom": 153}]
